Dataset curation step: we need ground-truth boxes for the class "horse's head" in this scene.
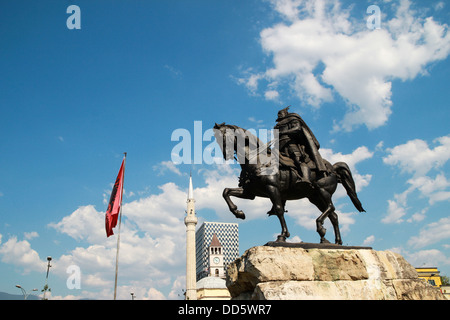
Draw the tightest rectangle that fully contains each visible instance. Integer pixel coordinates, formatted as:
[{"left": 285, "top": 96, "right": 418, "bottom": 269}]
[
  {"left": 213, "top": 122, "right": 235, "bottom": 161},
  {"left": 213, "top": 122, "right": 226, "bottom": 133},
  {"left": 213, "top": 122, "right": 265, "bottom": 163}
]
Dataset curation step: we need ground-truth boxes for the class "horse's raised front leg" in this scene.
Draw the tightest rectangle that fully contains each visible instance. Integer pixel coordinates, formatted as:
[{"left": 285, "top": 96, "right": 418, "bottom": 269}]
[{"left": 222, "top": 187, "right": 255, "bottom": 220}]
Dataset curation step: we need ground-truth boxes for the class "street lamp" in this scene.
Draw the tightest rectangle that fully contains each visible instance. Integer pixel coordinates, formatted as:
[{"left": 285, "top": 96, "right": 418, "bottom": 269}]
[
  {"left": 15, "top": 285, "right": 38, "bottom": 300},
  {"left": 42, "top": 256, "right": 52, "bottom": 300},
  {"left": 130, "top": 292, "right": 135, "bottom": 300}
]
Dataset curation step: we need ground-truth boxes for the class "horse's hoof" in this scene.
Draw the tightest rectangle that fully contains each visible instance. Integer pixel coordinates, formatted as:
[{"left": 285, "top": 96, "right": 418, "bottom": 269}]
[
  {"left": 335, "top": 240, "right": 343, "bottom": 245},
  {"left": 320, "top": 238, "right": 331, "bottom": 244},
  {"left": 234, "top": 210, "right": 246, "bottom": 220},
  {"left": 276, "top": 235, "right": 286, "bottom": 242}
]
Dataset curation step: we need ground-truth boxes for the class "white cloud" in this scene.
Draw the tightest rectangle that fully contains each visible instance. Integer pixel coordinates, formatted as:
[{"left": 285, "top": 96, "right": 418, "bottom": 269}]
[
  {"left": 248, "top": 117, "right": 263, "bottom": 124},
  {"left": 321, "top": 146, "right": 373, "bottom": 173},
  {"left": 434, "top": 1, "right": 445, "bottom": 11},
  {"left": 383, "top": 136, "right": 450, "bottom": 177},
  {"left": 146, "top": 287, "right": 166, "bottom": 300},
  {"left": 382, "top": 135, "right": 450, "bottom": 224},
  {"left": 408, "top": 217, "right": 450, "bottom": 249},
  {"left": 287, "top": 235, "right": 303, "bottom": 243},
  {"left": 271, "top": 0, "right": 304, "bottom": 22},
  {"left": 239, "top": 0, "right": 450, "bottom": 131},
  {"left": 362, "top": 235, "right": 375, "bottom": 246},
  {"left": 397, "top": 248, "right": 450, "bottom": 269},
  {"left": 407, "top": 174, "right": 450, "bottom": 204},
  {"left": 123, "top": 182, "right": 187, "bottom": 238},
  {"left": 153, "top": 161, "right": 183, "bottom": 176},
  {"left": 382, "top": 199, "right": 407, "bottom": 224},
  {"left": 48, "top": 205, "right": 106, "bottom": 244},
  {"left": 164, "top": 64, "right": 182, "bottom": 79},
  {"left": 264, "top": 89, "right": 280, "bottom": 100},
  {"left": 168, "top": 275, "right": 185, "bottom": 299},
  {"left": 408, "top": 208, "right": 428, "bottom": 223},
  {"left": 24, "top": 231, "right": 39, "bottom": 240},
  {"left": 0, "top": 236, "right": 46, "bottom": 274}
]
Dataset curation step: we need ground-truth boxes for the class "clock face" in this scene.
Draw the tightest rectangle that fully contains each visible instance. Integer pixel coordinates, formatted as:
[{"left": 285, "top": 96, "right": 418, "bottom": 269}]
[{"left": 213, "top": 257, "right": 220, "bottom": 264}]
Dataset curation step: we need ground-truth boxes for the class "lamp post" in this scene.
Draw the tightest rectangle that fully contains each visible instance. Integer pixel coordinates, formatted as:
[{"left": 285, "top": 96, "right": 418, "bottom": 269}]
[
  {"left": 15, "top": 285, "right": 38, "bottom": 300},
  {"left": 42, "top": 256, "right": 52, "bottom": 300},
  {"left": 130, "top": 292, "right": 135, "bottom": 300}
]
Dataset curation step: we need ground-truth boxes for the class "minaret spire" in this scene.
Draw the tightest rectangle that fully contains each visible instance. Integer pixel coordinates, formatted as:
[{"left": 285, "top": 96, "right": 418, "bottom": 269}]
[
  {"left": 188, "top": 171, "right": 194, "bottom": 200},
  {"left": 184, "top": 173, "right": 198, "bottom": 300}
]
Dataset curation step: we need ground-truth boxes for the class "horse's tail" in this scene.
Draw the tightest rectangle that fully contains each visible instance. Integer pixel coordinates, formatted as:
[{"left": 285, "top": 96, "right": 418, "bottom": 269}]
[{"left": 333, "top": 162, "right": 365, "bottom": 213}]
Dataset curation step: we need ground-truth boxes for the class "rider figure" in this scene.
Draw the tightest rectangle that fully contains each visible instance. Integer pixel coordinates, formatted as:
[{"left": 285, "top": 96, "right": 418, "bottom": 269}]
[{"left": 274, "top": 106, "right": 327, "bottom": 184}]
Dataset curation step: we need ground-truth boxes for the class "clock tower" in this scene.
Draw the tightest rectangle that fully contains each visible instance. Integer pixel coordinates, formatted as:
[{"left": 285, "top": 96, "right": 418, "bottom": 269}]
[{"left": 208, "top": 233, "right": 225, "bottom": 278}]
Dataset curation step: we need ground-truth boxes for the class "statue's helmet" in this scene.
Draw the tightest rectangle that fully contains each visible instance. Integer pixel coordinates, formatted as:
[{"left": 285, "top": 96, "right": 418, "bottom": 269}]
[{"left": 277, "top": 106, "right": 290, "bottom": 121}]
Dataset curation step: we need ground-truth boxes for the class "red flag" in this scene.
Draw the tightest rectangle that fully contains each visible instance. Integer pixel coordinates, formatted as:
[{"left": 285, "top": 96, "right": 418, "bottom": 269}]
[{"left": 105, "top": 158, "right": 125, "bottom": 237}]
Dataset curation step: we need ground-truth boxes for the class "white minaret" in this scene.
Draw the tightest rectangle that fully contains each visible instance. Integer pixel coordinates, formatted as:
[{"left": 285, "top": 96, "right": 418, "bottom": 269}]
[{"left": 184, "top": 173, "right": 198, "bottom": 300}]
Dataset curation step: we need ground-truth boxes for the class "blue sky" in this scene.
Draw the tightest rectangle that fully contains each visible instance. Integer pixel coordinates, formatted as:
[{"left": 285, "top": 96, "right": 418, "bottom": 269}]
[{"left": 0, "top": 0, "right": 449, "bottom": 299}]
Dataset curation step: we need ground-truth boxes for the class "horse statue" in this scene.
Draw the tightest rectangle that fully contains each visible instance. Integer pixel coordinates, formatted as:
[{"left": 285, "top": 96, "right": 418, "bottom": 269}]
[{"left": 213, "top": 121, "right": 365, "bottom": 245}]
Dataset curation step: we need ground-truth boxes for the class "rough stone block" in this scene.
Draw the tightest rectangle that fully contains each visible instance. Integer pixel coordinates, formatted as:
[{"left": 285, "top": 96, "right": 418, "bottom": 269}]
[{"left": 226, "top": 245, "right": 445, "bottom": 300}]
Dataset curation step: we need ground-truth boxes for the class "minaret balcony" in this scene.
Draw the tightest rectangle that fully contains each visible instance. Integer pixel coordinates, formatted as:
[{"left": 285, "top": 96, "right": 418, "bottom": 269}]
[{"left": 184, "top": 215, "right": 198, "bottom": 225}]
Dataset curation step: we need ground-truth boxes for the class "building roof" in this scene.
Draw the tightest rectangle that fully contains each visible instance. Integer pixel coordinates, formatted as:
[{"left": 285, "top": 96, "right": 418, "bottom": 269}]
[
  {"left": 416, "top": 267, "right": 439, "bottom": 271},
  {"left": 210, "top": 233, "right": 222, "bottom": 247},
  {"left": 196, "top": 276, "right": 227, "bottom": 289}
]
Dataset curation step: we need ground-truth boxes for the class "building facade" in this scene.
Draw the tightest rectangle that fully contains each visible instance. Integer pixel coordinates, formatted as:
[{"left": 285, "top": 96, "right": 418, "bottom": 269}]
[
  {"left": 195, "top": 221, "right": 239, "bottom": 281},
  {"left": 196, "top": 276, "right": 231, "bottom": 300},
  {"left": 195, "top": 233, "right": 231, "bottom": 300},
  {"left": 416, "top": 267, "right": 442, "bottom": 288}
]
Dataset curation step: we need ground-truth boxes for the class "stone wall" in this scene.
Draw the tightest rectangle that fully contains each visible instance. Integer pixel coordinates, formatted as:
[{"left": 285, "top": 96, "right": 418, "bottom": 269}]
[{"left": 226, "top": 245, "right": 445, "bottom": 300}]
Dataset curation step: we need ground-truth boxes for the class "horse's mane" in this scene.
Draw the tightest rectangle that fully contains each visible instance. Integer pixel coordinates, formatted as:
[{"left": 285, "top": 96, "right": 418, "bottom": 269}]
[{"left": 221, "top": 124, "right": 265, "bottom": 147}]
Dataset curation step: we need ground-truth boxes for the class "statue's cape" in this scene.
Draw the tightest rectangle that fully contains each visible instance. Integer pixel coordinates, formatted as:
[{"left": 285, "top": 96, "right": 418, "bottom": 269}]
[{"left": 276, "top": 113, "right": 320, "bottom": 149}]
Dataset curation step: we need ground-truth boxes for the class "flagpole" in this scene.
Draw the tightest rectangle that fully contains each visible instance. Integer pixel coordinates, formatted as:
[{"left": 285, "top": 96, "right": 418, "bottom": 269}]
[{"left": 113, "top": 152, "right": 126, "bottom": 300}]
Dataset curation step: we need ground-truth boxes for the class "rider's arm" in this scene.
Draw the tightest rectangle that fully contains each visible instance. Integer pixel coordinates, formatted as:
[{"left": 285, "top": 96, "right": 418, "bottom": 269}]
[{"left": 281, "top": 120, "right": 301, "bottom": 135}]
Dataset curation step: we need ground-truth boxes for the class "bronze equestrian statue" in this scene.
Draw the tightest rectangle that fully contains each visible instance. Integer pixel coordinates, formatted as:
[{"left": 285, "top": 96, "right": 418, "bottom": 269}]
[{"left": 213, "top": 107, "right": 365, "bottom": 245}]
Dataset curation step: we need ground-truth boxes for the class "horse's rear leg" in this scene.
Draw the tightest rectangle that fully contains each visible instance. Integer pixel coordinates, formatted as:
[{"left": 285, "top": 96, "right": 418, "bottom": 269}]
[
  {"left": 311, "top": 188, "right": 335, "bottom": 244},
  {"left": 266, "top": 185, "right": 290, "bottom": 242},
  {"left": 316, "top": 208, "right": 332, "bottom": 244},
  {"left": 329, "top": 211, "right": 342, "bottom": 245}
]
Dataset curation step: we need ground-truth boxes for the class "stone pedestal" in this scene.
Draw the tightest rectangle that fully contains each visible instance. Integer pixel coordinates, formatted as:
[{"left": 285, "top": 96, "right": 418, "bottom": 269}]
[{"left": 226, "top": 244, "right": 445, "bottom": 300}]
